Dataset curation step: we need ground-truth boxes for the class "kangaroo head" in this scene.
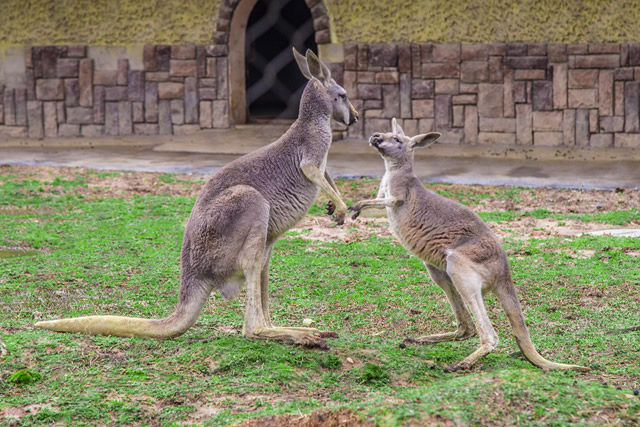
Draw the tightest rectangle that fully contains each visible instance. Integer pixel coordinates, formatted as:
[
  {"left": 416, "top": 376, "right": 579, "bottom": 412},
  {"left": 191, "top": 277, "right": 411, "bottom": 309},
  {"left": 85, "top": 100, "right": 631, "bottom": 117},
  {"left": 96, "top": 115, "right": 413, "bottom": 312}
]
[
  {"left": 369, "top": 118, "right": 441, "bottom": 164},
  {"left": 293, "top": 48, "right": 358, "bottom": 126}
]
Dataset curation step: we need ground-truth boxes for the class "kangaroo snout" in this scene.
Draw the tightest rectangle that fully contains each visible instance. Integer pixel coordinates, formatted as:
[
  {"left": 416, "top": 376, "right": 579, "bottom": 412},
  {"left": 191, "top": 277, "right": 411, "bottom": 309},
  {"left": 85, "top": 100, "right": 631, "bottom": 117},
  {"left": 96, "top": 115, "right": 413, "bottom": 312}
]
[
  {"left": 369, "top": 134, "right": 383, "bottom": 146},
  {"left": 349, "top": 105, "right": 359, "bottom": 125}
]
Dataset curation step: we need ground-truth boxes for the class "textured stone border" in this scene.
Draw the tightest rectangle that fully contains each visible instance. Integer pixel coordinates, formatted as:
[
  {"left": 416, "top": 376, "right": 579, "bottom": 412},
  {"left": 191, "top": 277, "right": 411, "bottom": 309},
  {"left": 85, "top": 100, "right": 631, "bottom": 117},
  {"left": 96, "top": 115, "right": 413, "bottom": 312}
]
[
  {"left": 212, "top": 0, "right": 331, "bottom": 58},
  {"left": 0, "top": 44, "right": 229, "bottom": 138},
  {"left": 4, "top": 40, "right": 640, "bottom": 149},
  {"left": 341, "top": 42, "right": 640, "bottom": 149}
]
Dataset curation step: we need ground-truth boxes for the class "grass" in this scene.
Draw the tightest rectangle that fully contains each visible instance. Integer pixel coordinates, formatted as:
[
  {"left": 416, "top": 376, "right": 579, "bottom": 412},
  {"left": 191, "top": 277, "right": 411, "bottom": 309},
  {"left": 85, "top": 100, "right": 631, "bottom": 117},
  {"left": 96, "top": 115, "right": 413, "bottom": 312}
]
[
  {"left": 0, "top": 169, "right": 639, "bottom": 425},
  {"left": 479, "top": 208, "right": 640, "bottom": 225}
]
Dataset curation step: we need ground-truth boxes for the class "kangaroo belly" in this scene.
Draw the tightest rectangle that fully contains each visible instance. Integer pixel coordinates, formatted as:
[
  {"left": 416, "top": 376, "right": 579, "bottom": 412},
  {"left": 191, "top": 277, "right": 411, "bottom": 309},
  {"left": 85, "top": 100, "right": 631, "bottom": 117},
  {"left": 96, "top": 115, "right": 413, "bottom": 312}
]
[
  {"left": 387, "top": 207, "right": 448, "bottom": 269},
  {"left": 267, "top": 181, "right": 319, "bottom": 238}
]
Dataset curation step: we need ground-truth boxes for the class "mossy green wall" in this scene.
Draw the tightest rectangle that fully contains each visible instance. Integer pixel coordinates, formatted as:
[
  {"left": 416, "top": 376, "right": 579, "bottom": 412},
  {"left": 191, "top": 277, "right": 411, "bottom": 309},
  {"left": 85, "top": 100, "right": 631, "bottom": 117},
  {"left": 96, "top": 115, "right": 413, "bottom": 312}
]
[
  {"left": 326, "top": 0, "right": 640, "bottom": 43},
  {"left": 1, "top": 0, "right": 640, "bottom": 45},
  {"left": 0, "top": 0, "right": 221, "bottom": 45}
]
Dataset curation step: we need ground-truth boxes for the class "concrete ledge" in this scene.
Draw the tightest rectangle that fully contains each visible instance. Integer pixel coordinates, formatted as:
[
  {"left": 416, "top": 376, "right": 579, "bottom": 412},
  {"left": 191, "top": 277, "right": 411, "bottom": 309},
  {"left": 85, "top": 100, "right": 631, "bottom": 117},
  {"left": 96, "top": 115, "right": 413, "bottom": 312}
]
[
  {"left": 3, "top": 123, "right": 640, "bottom": 162},
  {"left": 2, "top": 123, "right": 640, "bottom": 190},
  {"left": 0, "top": 135, "right": 160, "bottom": 149}
]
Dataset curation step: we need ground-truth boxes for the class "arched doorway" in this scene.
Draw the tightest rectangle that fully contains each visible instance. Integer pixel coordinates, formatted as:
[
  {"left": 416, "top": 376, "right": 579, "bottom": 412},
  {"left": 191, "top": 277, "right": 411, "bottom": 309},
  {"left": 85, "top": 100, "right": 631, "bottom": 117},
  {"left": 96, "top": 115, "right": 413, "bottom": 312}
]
[
  {"left": 223, "top": 0, "right": 331, "bottom": 125},
  {"left": 244, "top": 0, "right": 317, "bottom": 121}
]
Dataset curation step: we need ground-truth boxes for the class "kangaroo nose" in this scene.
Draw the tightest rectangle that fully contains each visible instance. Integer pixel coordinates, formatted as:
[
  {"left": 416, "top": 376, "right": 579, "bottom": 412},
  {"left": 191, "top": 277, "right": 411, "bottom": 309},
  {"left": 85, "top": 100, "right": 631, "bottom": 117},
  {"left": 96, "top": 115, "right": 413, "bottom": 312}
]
[
  {"left": 369, "top": 134, "right": 383, "bottom": 146},
  {"left": 349, "top": 105, "right": 359, "bottom": 125}
]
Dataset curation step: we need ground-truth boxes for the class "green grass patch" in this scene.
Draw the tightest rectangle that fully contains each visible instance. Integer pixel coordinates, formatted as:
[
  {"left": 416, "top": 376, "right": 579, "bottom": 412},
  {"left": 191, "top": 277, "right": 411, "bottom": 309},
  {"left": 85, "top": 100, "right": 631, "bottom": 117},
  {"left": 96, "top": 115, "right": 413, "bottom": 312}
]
[{"left": 1, "top": 174, "right": 639, "bottom": 425}]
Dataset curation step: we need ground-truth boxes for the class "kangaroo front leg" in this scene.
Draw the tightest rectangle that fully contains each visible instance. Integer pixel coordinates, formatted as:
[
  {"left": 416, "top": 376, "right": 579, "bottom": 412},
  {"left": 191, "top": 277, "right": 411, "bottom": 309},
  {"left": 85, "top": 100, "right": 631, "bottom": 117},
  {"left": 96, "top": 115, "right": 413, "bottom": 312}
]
[
  {"left": 324, "top": 170, "right": 341, "bottom": 216},
  {"left": 348, "top": 197, "right": 404, "bottom": 219},
  {"left": 301, "top": 164, "right": 347, "bottom": 225}
]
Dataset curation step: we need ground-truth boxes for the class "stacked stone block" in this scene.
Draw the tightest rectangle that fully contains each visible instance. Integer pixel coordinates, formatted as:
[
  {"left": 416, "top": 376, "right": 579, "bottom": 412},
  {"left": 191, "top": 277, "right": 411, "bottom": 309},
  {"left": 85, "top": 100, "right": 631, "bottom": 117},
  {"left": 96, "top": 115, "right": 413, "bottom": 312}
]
[
  {"left": 344, "top": 42, "right": 640, "bottom": 148},
  {"left": 2, "top": 41, "right": 640, "bottom": 150},
  {"left": 0, "top": 44, "right": 230, "bottom": 138}
]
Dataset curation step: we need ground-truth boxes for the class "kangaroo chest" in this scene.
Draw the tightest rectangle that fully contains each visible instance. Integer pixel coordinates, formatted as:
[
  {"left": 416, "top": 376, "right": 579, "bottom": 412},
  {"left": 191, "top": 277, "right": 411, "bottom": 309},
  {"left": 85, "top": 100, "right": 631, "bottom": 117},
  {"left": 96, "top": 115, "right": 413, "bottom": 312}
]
[{"left": 382, "top": 174, "right": 448, "bottom": 269}]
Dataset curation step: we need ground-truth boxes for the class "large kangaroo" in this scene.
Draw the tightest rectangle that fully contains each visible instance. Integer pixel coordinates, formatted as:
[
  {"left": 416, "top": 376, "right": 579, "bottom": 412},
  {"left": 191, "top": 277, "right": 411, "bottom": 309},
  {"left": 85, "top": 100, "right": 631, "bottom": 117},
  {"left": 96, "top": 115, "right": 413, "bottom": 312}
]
[
  {"left": 349, "top": 119, "right": 589, "bottom": 372},
  {"left": 35, "top": 49, "right": 358, "bottom": 349}
]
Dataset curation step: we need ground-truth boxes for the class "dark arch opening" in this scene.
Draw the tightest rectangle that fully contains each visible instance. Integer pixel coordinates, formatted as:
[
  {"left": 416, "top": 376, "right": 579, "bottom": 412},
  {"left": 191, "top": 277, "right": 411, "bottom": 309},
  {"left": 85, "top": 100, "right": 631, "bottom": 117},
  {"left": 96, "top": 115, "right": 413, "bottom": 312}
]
[{"left": 245, "top": 0, "right": 317, "bottom": 121}]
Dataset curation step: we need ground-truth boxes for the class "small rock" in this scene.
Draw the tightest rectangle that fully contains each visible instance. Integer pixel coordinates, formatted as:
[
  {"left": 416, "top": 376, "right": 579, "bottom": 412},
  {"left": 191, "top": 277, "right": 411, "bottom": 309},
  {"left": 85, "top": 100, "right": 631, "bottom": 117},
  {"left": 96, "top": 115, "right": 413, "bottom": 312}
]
[
  {"left": 616, "top": 386, "right": 622, "bottom": 390},
  {"left": 302, "top": 318, "right": 316, "bottom": 328},
  {"left": 346, "top": 357, "right": 354, "bottom": 364},
  {"left": 399, "top": 342, "right": 406, "bottom": 349},
  {"left": 602, "top": 381, "right": 608, "bottom": 386},
  {"left": 596, "top": 204, "right": 603, "bottom": 210},
  {"left": 634, "top": 389, "right": 639, "bottom": 396}
]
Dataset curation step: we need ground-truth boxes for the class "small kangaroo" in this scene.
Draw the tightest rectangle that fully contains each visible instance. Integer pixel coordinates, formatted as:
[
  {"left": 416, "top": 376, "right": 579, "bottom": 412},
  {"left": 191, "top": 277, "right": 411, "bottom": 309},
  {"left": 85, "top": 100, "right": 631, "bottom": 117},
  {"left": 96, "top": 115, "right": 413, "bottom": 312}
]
[
  {"left": 35, "top": 49, "right": 358, "bottom": 349},
  {"left": 349, "top": 118, "right": 589, "bottom": 372}
]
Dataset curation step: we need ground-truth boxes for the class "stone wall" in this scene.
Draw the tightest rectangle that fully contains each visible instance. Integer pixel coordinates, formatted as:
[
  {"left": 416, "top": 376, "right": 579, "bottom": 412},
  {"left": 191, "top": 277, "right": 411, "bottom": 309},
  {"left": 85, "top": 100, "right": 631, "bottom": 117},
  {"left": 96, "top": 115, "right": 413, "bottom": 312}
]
[
  {"left": 0, "top": 44, "right": 229, "bottom": 139},
  {"left": 3, "top": 42, "right": 640, "bottom": 150},
  {"left": 343, "top": 43, "right": 640, "bottom": 148}
]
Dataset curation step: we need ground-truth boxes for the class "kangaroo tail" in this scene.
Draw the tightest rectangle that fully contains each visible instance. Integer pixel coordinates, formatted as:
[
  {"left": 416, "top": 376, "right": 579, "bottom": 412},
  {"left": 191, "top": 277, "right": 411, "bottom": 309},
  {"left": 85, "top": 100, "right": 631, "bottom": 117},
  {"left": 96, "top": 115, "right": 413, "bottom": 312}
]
[
  {"left": 35, "top": 276, "right": 211, "bottom": 340},
  {"left": 494, "top": 278, "right": 590, "bottom": 372}
]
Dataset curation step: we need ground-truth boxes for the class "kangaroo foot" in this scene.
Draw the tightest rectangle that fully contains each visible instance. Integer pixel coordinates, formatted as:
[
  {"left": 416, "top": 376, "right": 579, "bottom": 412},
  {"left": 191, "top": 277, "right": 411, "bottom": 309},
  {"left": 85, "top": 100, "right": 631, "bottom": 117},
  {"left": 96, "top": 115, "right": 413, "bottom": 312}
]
[
  {"left": 274, "top": 326, "right": 338, "bottom": 339},
  {"left": 247, "top": 327, "right": 334, "bottom": 350},
  {"left": 403, "top": 329, "right": 476, "bottom": 345},
  {"left": 444, "top": 361, "right": 472, "bottom": 373}
]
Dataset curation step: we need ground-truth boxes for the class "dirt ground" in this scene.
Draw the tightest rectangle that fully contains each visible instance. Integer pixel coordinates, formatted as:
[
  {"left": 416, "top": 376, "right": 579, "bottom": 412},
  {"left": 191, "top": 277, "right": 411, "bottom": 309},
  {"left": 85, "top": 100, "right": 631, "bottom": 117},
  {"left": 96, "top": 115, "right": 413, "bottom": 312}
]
[{"left": 3, "top": 164, "right": 640, "bottom": 243}]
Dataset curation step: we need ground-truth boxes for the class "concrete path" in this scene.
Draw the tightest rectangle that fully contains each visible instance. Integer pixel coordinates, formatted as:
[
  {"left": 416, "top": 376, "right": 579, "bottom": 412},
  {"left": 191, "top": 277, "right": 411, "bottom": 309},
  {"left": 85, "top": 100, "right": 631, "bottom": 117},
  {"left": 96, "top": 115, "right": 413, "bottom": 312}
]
[{"left": 2, "top": 124, "right": 640, "bottom": 189}]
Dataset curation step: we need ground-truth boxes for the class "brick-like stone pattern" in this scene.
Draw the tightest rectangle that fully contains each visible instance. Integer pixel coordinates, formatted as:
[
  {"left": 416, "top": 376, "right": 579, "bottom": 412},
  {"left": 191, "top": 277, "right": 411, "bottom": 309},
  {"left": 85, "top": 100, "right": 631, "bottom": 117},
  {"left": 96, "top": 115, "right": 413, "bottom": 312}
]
[
  {"left": 344, "top": 42, "right": 640, "bottom": 148},
  {"left": 2, "top": 40, "right": 640, "bottom": 150},
  {"left": 0, "top": 44, "right": 229, "bottom": 138}
]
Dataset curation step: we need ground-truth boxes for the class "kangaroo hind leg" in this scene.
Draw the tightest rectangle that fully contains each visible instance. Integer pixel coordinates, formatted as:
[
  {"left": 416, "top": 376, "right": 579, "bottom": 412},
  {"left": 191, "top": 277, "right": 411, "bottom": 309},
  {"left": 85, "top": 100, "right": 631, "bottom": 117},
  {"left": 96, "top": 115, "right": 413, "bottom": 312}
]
[
  {"left": 237, "top": 193, "right": 332, "bottom": 349},
  {"left": 404, "top": 264, "right": 476, "bottom": 345},
  {"left": 258, "top": 246, "right": 337, "bottom": 339},
  {"left": 444, "top": 253, "right": 499, "bottom": 372}
]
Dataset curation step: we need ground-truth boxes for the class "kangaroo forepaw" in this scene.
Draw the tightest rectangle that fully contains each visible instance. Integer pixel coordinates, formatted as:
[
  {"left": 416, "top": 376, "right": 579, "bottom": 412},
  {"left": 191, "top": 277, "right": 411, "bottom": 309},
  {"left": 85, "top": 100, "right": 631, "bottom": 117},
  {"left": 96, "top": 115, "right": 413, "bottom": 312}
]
[
  {"left": 347, "top": 205, "right": 361, "bottom": 220},
  {"left": 334, "top": 211, "right": 345, "bottom": 226},
  {"left": 326, "top": 200, "right": 336, "bottom": 215}
]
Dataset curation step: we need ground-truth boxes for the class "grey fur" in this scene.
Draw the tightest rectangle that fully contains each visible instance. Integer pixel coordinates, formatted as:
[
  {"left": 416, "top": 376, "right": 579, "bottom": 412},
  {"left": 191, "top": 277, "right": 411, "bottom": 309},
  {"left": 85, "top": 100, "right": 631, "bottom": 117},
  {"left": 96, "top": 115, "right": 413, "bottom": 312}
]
[
  {"left": 35, "top": 49, "right": 358, "bottom": 349},
  {"left": 349, "top": 118, "right": 589, "bottom": 372}
]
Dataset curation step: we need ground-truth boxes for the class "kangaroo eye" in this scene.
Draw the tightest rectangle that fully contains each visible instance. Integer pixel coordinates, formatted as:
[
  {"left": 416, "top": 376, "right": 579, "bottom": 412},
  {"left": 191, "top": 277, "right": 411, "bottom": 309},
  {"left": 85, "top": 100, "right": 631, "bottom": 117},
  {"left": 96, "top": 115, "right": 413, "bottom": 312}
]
[
  {"left": 393, "top": 137, "right": 400, "bottom": 143},
  {"left": 339, "top": 93, "right": 346, "bottom": 99}
]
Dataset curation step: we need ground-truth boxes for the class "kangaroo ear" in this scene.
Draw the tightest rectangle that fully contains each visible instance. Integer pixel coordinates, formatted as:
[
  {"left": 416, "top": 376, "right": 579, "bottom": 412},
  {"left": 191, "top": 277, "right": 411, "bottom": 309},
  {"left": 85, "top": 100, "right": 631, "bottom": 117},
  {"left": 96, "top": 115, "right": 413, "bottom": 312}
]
[
  {"left": 391, "top": 118, "right": 405, "bottom": 136},
  {"left": 293, "top": 47, "right": 313, "bottom": 80},
  {"left": 305, "top": 49, "right": 330, "bottom": 86},
  {"left": 409, "top": 132, "right": 441, "bottom": 149},
  {"left": 305, "top": 49, "right": 322, "bottom": 79},
  {"left": 320, "top": 61, "right": 332, "bottom": 84}
]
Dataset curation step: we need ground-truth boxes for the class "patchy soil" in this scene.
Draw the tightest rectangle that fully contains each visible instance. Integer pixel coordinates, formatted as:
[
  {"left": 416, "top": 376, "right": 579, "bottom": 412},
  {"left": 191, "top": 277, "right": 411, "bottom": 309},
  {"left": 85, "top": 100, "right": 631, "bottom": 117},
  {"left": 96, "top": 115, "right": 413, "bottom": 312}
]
[
  {"left": 0, "top": 164, "right": 206, "bottom": 200},
  {"left": 236, "top": 409, "right": 375, "bottom": 426},
  {"left": 3, "top": 165, "right": 639, "bottom": 244}
]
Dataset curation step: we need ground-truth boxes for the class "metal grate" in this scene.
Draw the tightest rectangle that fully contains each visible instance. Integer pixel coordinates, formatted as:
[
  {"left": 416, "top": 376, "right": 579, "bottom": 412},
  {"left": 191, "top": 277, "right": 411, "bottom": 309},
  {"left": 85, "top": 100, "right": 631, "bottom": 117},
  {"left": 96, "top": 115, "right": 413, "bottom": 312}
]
[{"left": 245, "top": 0, "right": 317, "bottom": 121}]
